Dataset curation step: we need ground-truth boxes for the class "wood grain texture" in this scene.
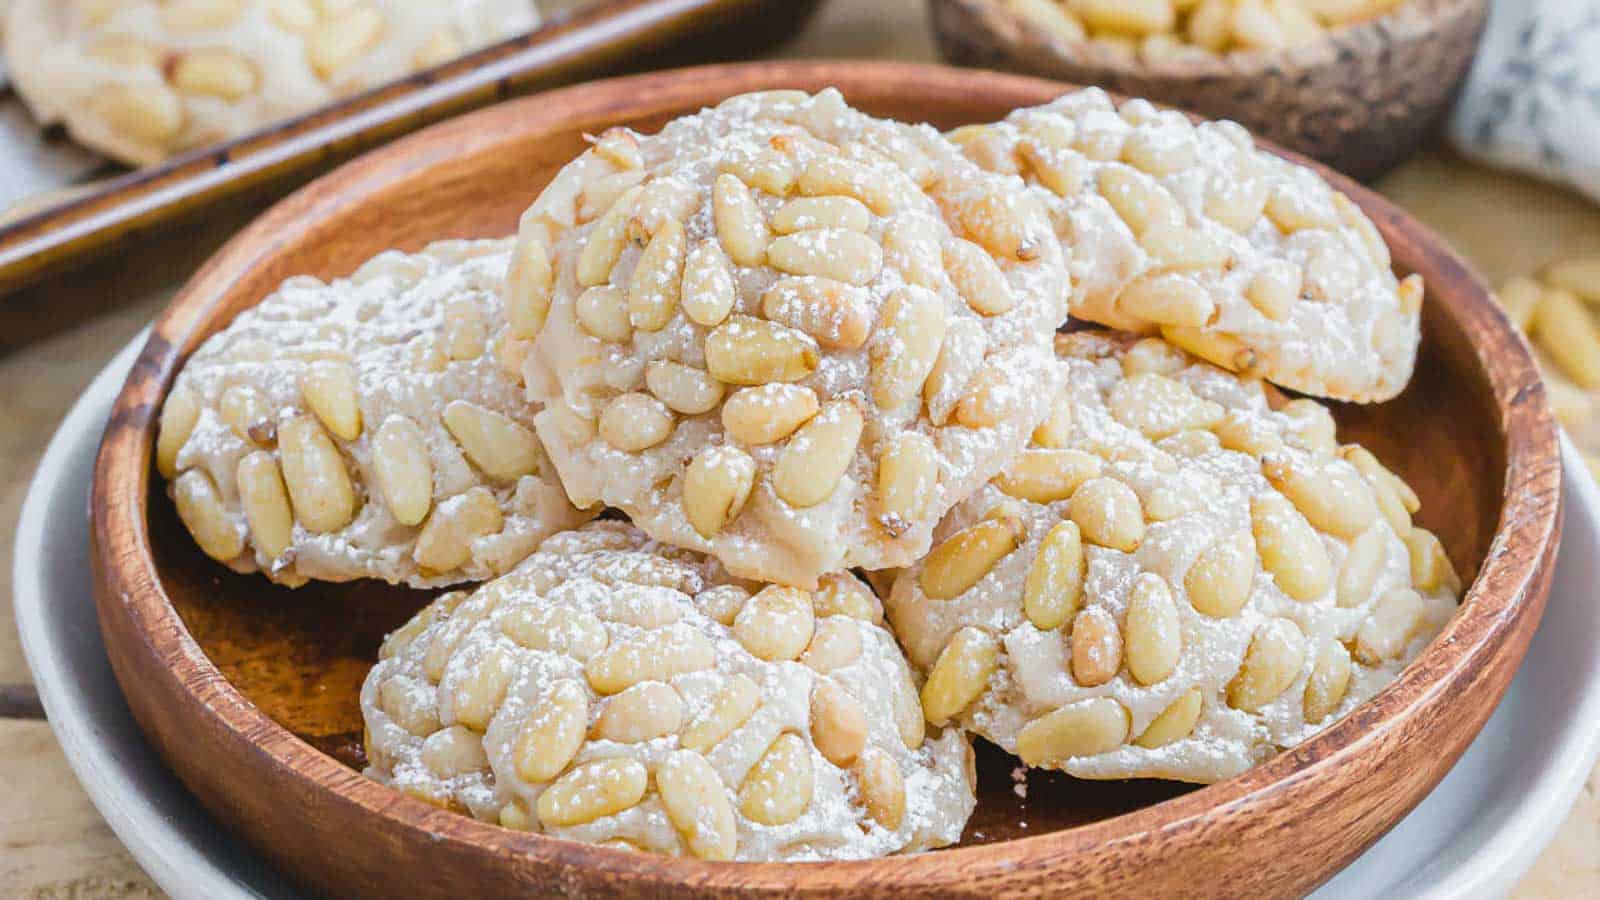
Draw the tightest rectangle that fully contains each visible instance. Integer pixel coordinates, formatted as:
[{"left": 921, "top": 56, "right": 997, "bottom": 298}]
[
  {"left": 89, "top": 61, "right": 1561, "bottom": 898},
  {"left": 0, "top": 0, "right": 825, "bottom": 299},
  {"left": 928, "top": 0, "right": 1489, "bottom": 181}
]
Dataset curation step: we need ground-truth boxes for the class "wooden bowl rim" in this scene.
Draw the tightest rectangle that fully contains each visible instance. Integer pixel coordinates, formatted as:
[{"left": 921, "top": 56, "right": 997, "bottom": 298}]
[
  {"left": 937, "top": 0, "right": 1490, "bottom": 80},
  {"left": 90, "top": 60, "right": 1560, "bottom": 890}
]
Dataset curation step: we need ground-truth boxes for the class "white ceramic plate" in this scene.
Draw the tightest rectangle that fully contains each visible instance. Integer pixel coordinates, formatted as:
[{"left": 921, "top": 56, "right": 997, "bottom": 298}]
[{"left": 15, "top": 335, "right": 1600, "bottom": 900}]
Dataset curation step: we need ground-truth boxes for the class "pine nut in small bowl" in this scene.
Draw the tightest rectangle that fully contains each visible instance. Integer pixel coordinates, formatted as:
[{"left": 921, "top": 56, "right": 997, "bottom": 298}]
[
  {"left": 928, "top": 0, "right": 1489, "bottom": 180},
  {"left": 90, "top": 62, "right": 1558, "bottom": 897}
]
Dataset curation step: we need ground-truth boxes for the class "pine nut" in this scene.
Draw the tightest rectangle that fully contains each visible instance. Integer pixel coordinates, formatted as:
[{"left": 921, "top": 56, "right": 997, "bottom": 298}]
[
  {"left": 590, "top": 128, "right": 642, "bottom": 171},
  {"left": 944, "top": 238, "right": 1016, "bottom": 316},
  {"left": 740, "top": 733, "right": 815, "bottom": 825},
  {"left": 1068, "top": 477, "right": 1145, "bottom": 552},
  {"left": 1356, "top": 588, "right": 1425, "bottom": 664},
  {"left": 379, "top": 677, "right": 440, "bottom": 737},
  {"left": 875, "top": 432, "right": 938, "bottom": 537},
  {"left": 174, "top": 469, "right": 243, "bottom": 561},
  {"left": 577, "top": 185, "right": 640, "bottom": 287},
  {"left": 959, "top": 190, "right": 1042, "bottom": 261},
  {"left": 1016, "top": 698, "right": 1131, "bottom": 765},
  {"left": 645, "top": 361, "right": 724, "bottom": 416},
  {"left": 598, "top": 393, "right": 674, "bottom": 452},
  {"left": 421, "top": 726, "right": 487, "bottom": 780},
  {"left": 657, "top": 750, "right": 738, "bottom": 860},
  {"left": 92, "top": 84, "right": 183, "bottom": 149},
  {"left": 1118, "top": 272, "right": 1213, "bottom": 328},
  {"left": 1161, "top": 325, "right": 1260, "bottom": 375},
  {"left": 1141, "top": 224, "right": 1229, "bottom": 273},
  {"left": 892, "top": 660, "right": 927, "bottom": 751},
  {"left": 922, "top": 626, "right": 999, "bottom": 724},
  {"left": 1336, "top": 525, "right": 1387, "bottom": 608},
  {"left": 1135, "top": 688, "right": 1204, "bottom": 748},
  {"left": 1246, "top": 261, "right": 1301, "bottom": 321},
  {"left": 1342, "top": 445, "right": 1420, "bottom": 514},
  {"left": 440, "top": 299, "right": 487, "bottom": 361},
  {"left": 1070, "top": 606, "right": 1123, "bottom": 686},
  {"left": 1251, "top": 493, "right": 1331, "bottom": 601},
  {"left": 1024, "top": 521, "right": 1085, "bottom": 631},
  {"left": 1262, "top": 457, "right": 1379, "bottom": 540},
  {"left": 802, "top": 616, "right": 864, "bottom": 672},
  {"left": 536, "top": 758, "right": 649, "bottom": 827},
  {"left": 856, "top": 747, "right": 906, "bottom": 830},
  {"left": 682, "top": 445, "right": 756, "bottom": 538},
  {"left": 1123, "top": 129, "right": 1196, "bottom": 177},
  {"left": 772, "top": 196, "right": 871, "bottom": 234},
  {"left": 1032, "top": 395, "right": 1075, "bottom": 448},
  {"left": 681, "top": 240, "right": 738, "bottom": 327},
  {"left": 1214, "top": 410, "right": 1284, "bottom": 457},
  {"left": 954, "top": 363, "right": 1020, "bottom": 428},
  {"left": 157, "top": 386, "right": 200, "bottom": 479},
  {"left": 811, "top": 679, "right": 868, "bottom": 766},
  {"left": 628, "top": 218, "right": 685, "bottom": 331},
  {"left": 507, "top": 233, "right": 554, "bottom": 338},
  {"left": 236, "top": 452, "right": 294, "bottom": 560},
  {"left": 1075, "top": 0, "right": 1174, "bottom": 34},
  {"left": 444, "top": 645, "right": 512, "bottom": 731},
  {"left": 721, "top": 384, "right": 818, "bottom": 444},
  {"left": 278, "top": 414, "right": 355, "bottom": 533},
  {"left": 720, "top": 149, "right": 796, "bottom": 196},
  {"left": 682, "top": 673, "right": 761, "bottom": 752},
  {"left": 1112, "top": 373, "right": 1224, "bottom": 439},
  {"left": 705, "top": 316, "right": 819, "bottom": 385},
  {"left": 919, "top": 516, "right": 1026, "bottom": 600},
  {"left": 767, "top": 229, "right": 884, "bottom": 286},
  {"left": 1227, "top": 618, "right": 1306, "bottom": 712},
  {"left": 1302, "top": 640, "right": 1352, "bottom": 723},
  {"left": 306, "top": 8, "right": 384, "bottom": 77},
  {"left": 172, "top": 49, "right": 257, "bottom": 101},
  {"left": 1099, "top": 166, "right": 1183, "bottom": 236},
  {"left": 299, "top": 359, "right": 362, "bottom": 441},
  {"left": 1186, "top": 531, "right": 1256, "bottom": 617},
  {"left": 1124, "top": 574, "right": 1182, "bottom": 685},
  {"left": 413, "top": 487, "right": 502, "bottom": 573},
  {"left": 162, "top": 0, "right": 242, "bottom": 31},
  {"left": 734, "top": 586, "right": 815, "bottom": 662},
  {"left": 500, "top": 604, "right": 608, "bottom": 659},
  {"left": 594, "top": 681, "right": 684, "bottom": 743},
  {"left": 413, "top": 27, "right": 463, "bottom": 69},
  {"left": 368, "top": 417, "right": 433, "bottom": 527},
  {"left": 797, "top": 156, "right": 896, "bottom": 215},
  {"left": 499, "top": 801, "right": 533, "bottom": 831},
  {"left": 443, "top": 401, "right": 540, "bottom": 482},
  {"left": 1279, "top": 399, "right": 1338, "bottom": 455},
  {"left": 1018, "top": 138, "right": 1091, "bottom": 199},
  {"left": 576, "top": 285, "right": 633, "bottom": 342},
  {"left": 759, "top": 277, "right": 872, "bottom": 349},
  {"left": 813, "top": 572, "right": 884, "bottom": 624},
  {"left": 713, "top": 173, "right": 768, "bottom": 266},
  {"left": 1406, "top": 528, "right": 1459, "bottom": 593},
  {"left": 584, "top": 626, "right": 716, "bottom": 695},
  {"left": 881, "top": 215, "right": 946, "bottom": 290},
  {"left": 870, "top": 286, "right": 948, "bottom": 408},
  {"left": 923, "top": 319, "right": 987, "bottom": 427},
  {"left": 773, "top": 400, "right": 863, "bottom": 508}
]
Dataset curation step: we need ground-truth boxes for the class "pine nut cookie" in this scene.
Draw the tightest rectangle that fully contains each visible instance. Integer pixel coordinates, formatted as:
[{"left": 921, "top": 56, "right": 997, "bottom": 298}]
[
  {"left": 362, "top": 520, "right": 977, "bottom": 860},
  {"left": 514, "top": 88, "right": 1072, "bottom": 589},
  {"left": 156, "top": 238, "right": 592, "bottom": 588},
  {"left": 885, "top": 330, "right": 1460, "bottom": 784},
  {"left": 947, "top": 88, "right": 1423, "bottom": 403},
  {"left": 5, "top": 0, "right": 537, "bottom": 166}
]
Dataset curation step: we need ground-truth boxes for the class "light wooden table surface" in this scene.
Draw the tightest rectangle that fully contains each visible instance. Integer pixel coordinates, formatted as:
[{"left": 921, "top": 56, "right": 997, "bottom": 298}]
[{"left": 0, "top": 1, "right": 1595, "bottom": 896}]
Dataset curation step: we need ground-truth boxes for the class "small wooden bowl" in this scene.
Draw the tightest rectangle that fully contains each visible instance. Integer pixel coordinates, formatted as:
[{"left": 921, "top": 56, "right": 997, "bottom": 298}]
[
  {"left": 91, "top": 61, "right": 1560, "bottom": 898},
  {"left": 928, "top": 0, "right": 1489, "bottom": 180}
]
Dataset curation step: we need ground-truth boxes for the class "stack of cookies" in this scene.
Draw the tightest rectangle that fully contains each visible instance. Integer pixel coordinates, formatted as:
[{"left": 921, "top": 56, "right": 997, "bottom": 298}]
[{"left": 154, "top": 87, "right": 1459, "bottom": 861}]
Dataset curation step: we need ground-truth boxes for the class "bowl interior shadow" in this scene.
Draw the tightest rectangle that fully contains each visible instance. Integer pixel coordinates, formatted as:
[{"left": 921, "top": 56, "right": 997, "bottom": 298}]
[{"left": 141, "top": 88, "right": 1506, "bottom": 849}]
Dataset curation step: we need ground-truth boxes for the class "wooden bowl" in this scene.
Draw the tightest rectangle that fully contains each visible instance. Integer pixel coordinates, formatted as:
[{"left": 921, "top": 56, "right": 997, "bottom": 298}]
[
  {"left": 928, "top": 0, "right": 1489, "bottom": 180},
  {"left": 90, "top": 61, "right": 1560, "bottom": 898}
]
